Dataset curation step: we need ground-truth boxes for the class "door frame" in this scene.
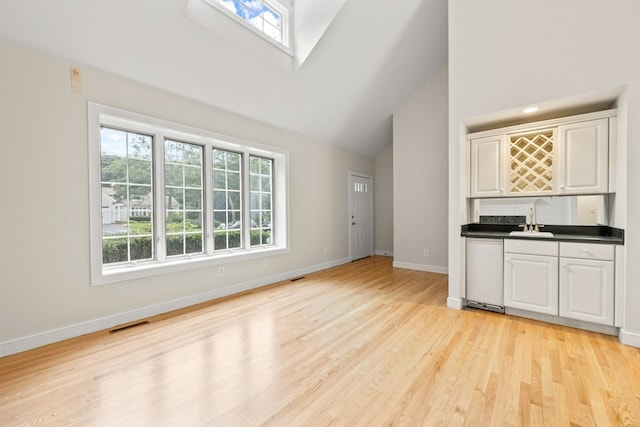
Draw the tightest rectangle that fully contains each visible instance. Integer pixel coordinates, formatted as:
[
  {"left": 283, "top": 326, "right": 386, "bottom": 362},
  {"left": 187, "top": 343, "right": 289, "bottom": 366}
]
[{"left": 348, "top": 171, "right": 373, "bottom": 261}]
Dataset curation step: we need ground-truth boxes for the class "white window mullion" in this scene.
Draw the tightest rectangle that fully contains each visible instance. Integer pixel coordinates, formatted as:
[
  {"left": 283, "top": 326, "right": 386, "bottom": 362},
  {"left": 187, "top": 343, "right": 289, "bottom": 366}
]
[
  {"left": 203, "top": 144, "right": 214, "bottom": 255},
  {"left": 155, "top": 133, "right": 167, "bottom": 262},
  {"left": 242, "top": 151, "right": 252, "bottom": 249}
]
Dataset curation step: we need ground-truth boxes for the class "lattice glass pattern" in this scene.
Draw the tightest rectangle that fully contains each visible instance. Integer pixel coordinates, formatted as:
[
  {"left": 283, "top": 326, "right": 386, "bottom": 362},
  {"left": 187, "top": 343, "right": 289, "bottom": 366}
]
[{"left": 509, "top": 130, "right": 554, "bottom": 193}]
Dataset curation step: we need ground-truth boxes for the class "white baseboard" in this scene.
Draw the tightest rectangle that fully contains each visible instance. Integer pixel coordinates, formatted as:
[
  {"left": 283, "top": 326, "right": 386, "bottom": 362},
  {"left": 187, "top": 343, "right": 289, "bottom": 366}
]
[
  {"left": 374, "top": 250, "right": 393, "bottom": 257},
  {"left": 447, "top": 297, "right": 463, "bottom": 309},
  {"left": 0, "top": 257, "right": 350, "bottom": 358},
  {"left": 505, "top": 307, "right": 618, "bottom": 336},
  {"left": 392, "top": 261, "right": 448, "bottom": 275},
  {"left": 619, "top": 328, "right": 640, "bottom": 348}
]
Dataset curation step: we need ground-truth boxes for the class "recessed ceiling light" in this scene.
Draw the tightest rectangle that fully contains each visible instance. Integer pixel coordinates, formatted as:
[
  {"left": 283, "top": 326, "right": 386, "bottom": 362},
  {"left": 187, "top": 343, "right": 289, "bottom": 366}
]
[{"left": 523, "top": 106, "right": 539, "bottom": 114}]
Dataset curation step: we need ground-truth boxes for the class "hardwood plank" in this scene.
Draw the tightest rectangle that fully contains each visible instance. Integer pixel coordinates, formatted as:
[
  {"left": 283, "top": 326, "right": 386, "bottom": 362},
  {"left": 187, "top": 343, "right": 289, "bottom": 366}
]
[{"left": 0, "top": 256, "right": 639, "bottom": 426}]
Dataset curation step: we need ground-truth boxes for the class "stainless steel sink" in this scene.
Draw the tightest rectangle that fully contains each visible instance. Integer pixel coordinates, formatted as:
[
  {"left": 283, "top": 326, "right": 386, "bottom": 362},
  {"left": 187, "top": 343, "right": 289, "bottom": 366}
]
[{"left": 509, "top": 231, "right": 554, "bottom": 237}]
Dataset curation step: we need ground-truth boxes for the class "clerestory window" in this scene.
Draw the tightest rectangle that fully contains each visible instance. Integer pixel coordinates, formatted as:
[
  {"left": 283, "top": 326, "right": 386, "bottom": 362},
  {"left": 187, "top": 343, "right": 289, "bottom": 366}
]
[
  {"left": 88, "top": 103, "right": 289, "bottom": 285},
  {"left": 207, "top": 0, "right": 291, "bottom": 50}
]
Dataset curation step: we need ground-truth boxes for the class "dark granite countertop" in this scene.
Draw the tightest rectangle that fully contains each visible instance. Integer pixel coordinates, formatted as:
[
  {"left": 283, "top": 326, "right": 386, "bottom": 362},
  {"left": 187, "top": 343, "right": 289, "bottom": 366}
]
[{"left": 461, "top": 223, "right": 624, "bottom": 244}]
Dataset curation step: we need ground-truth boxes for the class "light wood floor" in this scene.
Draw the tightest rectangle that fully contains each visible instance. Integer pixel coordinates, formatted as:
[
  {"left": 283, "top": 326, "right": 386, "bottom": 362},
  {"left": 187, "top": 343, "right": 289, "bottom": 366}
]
[{"left": 1, "top": 256, "right": 639, "bottom": 426}]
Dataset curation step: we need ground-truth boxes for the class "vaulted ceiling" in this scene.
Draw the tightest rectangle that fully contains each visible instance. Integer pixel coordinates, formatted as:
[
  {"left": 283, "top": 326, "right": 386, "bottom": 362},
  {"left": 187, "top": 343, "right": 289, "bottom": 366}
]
[{"left": 0, "top": 0, "right": 448, "bottom": 158}]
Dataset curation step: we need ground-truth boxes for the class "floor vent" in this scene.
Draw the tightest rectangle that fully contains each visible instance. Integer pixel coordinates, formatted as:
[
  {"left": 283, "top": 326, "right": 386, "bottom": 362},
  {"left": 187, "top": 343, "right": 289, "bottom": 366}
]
[
  {"left": 466, "top": 301, "right": 505, "bottom": 314},
  {"left": 109, "top": 320, "right": 150, "bottom": 334},
  {"left": 290, "top": 276, "right": 306, "bottom": 282}
]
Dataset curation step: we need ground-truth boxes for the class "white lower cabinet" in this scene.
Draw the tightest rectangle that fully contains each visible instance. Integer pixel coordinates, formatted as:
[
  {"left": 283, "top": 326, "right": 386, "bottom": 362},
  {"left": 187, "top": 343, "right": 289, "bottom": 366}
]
[
  {"left": 559, "top": 243, "right": 614, "bottom": 325},
  {"left": 504, "top": 252, "right": 559, "bottom": 315},
  {"left": 501, "top": 240, "right": 616, "bottom": 326},
  {"left": 504, "top": 240, "right": 559, "bottom": 316}
]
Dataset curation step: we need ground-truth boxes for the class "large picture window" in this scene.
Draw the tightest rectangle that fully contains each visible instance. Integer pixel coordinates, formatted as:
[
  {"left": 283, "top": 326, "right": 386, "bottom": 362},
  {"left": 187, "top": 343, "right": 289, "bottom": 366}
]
[{"left": 89, "top": 103, "right": 289, "bottom": 285}]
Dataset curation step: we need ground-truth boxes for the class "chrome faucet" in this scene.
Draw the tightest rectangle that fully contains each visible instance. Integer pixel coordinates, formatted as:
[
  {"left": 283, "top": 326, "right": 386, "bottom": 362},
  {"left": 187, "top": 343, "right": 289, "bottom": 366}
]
[
  {"left": 519, "top": 207, "right": 544, "bottom": 232},
  {"left": 529, "top": 207, "right": 544, "bottom": 232},
  {"left": 529, "top": 208, "right": 535, "bottom": 231}
]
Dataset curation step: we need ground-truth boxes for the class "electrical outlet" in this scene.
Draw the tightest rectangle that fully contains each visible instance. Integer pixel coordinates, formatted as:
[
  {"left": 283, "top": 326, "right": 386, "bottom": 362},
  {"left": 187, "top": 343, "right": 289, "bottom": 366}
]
[
  {"left": 323, "top": 247, "right": 327, "bottom": 255},
  {"left": 263, "top": 258, "right": 269, "bottom": 266},
  {"left": 218, "top": 267, "right": 224, "bottom": 276},
  {"left": 423, "top": 249, "right": 429, "bottom": 257}
]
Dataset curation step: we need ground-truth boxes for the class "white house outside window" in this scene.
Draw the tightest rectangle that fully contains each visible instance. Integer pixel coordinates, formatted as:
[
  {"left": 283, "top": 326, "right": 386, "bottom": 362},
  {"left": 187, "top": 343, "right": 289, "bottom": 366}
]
[{"left": 88, "top": 103, "right": 289, "bottom": 285}]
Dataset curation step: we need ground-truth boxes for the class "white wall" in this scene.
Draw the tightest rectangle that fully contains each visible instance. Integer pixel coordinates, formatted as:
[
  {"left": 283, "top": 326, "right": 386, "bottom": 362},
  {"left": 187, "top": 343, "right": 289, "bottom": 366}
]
[
  {"left": 374, "top": 144, "right": 393, "bottom": 255},
  {"left": 393, "top": 62, "right": 448, "bottom": 273},
  {"left": 0, "top": 40, "right": 374, "bottom": 354},
  {"left": 448, "top": 0, "right": 640, "bottom": 346}
]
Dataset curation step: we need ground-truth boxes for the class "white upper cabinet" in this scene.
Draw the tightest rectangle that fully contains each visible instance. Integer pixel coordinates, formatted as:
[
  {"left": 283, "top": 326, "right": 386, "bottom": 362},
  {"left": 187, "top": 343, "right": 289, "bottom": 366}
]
[
  {"left": 557, "top": 118, "right": 609, "bottom": 194},
  {"left": 468, "top": 110, "right": 614, "bottom": 198},
  {"left": 470, "top": 135, "right": 504, "bottom": 197}
]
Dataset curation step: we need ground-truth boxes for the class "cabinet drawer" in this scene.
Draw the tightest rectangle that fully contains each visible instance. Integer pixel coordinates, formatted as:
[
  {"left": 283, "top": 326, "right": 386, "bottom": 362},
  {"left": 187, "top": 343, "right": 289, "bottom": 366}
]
[
  {"left": 560, "top": 242, "right": 614, "bottom": 261},
  {"left": 504, "top": 239, "right": 558, "bottom": 256}
]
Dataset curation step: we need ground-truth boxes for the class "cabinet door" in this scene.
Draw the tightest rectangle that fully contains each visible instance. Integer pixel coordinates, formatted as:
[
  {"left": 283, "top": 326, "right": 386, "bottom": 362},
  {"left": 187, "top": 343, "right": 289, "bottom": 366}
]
[
  {"left": 470, "top": 136, "right": 504, "bottom": 197},
  {"left": 506, "top": 128, "right": 556, "bottom": 196},
  {"left": 466, "top": 238, "right": 503, "bottom": 306},
  {"left": 504, "top": 253, "right": 558, "bottom": 315},
  {"left": 558, "top": 118, "right": 608, "bottom": 194},
  {"left": 559, "top": 258, "right": 614, "bottom": 325}
]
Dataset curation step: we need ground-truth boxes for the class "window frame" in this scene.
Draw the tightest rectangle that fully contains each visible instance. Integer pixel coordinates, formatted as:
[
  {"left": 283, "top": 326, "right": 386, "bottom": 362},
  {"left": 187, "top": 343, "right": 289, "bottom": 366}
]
[
  {"left": 212, "top": 148, "right": 245, "bottom": 252},
  {"left": 203, "top": 0, "right": 293, "bottom": 54},
  {"left": 88, "top": 102, "right": 289, "bottom": 286},
  {"left": 249, "top": 155, "right": 274, "bottom": 247}
]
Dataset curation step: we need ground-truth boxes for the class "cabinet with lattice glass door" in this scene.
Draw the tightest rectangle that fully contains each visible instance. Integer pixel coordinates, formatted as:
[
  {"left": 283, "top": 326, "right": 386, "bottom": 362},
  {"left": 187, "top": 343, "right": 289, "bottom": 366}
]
[{"left": 505, "top": 128, "right": 557, "bottom": 196}]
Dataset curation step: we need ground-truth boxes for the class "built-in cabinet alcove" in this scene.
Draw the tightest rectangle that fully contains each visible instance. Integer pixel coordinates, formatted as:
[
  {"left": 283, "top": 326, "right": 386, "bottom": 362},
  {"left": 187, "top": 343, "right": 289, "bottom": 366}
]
[{"left": 463, "top": 107, "right": 623, "bottom": 334}]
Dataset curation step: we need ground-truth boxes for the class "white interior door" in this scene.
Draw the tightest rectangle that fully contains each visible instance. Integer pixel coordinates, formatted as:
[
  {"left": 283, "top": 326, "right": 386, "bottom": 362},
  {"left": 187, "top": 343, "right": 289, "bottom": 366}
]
[{"left": 349, "top": 172, "right": 372, "bottom": 261}]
